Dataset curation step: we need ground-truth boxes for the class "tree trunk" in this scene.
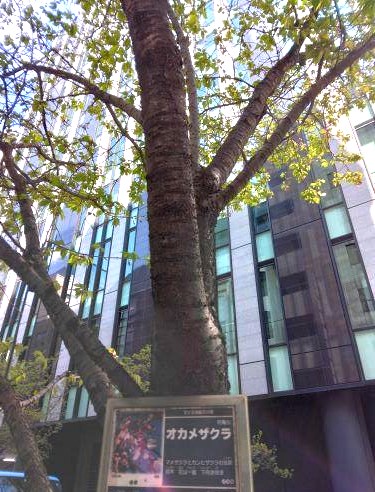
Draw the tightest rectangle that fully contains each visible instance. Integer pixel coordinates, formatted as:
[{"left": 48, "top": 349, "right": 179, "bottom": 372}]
[
  {"left": 122, "top": 0, "right": 228, "bottom": 396},
  {"left": 0, "top": 373, "right": 53, "bottom": 492}
]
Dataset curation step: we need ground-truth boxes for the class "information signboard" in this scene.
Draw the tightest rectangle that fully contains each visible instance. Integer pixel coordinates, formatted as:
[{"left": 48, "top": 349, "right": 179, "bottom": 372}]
[{"left": 97, "top": 395, "right": 253, "bottom": 492}]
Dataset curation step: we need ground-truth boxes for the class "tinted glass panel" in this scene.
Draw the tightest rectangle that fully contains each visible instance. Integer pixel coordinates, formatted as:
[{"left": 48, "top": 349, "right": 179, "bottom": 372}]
[
  {"left": 120, "top": 281, "right": 131, "bottom": 307},
  {"left": 333, "top": 242, "right": 375, "bottom": 329},
  {"left": 355, "top": 329, "right": 375, "bottom": 380},
  {"left": 217, "top": 278, "right": 236, "bottom": 354},
  {"left": 280, "top": 271, "right": 308, "bottom": 295},
  {"left": 77, "top": 387, "right": 89, "bottom": 417},
  {"left": 216, "top": 246, "right": 231, "bottom": 276},
  {"left": 286, "top": 314, "right": 316, "bottom": 339},
  {"left": 256, "top": 231, "right": 274, "bottom": 263},
  {"left": 269, "top": 199, "right": 294, "bottom": 219},
  {"left": 356, "top": 122, "right": 375, "bottom": 174},
  {"left": 324, "top": 205, "right": 352, "bottom": 239},
  {"left": 259, "top": 264, "right": 286, "bottom": 345},
  {"left": 292, "top": 346, "right": 359, "bottom": 389},
  {"left": 269, "top": 346, "right": 293, "bottom": 391},
  {"left": 215, "top": 218, "right": 230, "bottom": 248},
  {"left": 274, "top": 232, "right": 302, "bottom": 256},
  {"left": 228, "top": 354, "right": 239, "bottom": 394},
  {"left": 252, "top": 202, "right": 270, "bottom": 234},
  {"left": 65, "top": 386, "right": 77, "bottom": 419}
]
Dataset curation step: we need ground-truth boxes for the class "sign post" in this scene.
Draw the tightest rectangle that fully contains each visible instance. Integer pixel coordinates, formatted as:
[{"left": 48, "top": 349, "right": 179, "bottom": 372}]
[{"left": 97, "top": 395, "right": 253, "bottom": 492}]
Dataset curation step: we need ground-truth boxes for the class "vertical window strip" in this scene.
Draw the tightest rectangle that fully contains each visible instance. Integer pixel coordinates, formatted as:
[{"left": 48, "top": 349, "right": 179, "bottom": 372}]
[
  {"left": 1, "top": 282, "right": 28, "bottom": 341},
  {"left": 65, "top": 215, "right": 114, "bottom": 420},
  {"left": 115, "top": 205, "right": 139, "bottom": 357},
  {"left": 214, "top": 217, "right": 239, "bottom": 394},
  {"left": 251, "top": 203, "right": 293, "bottom": 393},
  {"left": 316, "top": 168, "right": 375, "bottom": 381}
]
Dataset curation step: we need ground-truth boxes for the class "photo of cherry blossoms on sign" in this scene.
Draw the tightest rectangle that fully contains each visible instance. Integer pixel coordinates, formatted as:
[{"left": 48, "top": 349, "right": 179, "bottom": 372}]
[{"left": 109, "top": 409, "right": 164, "bottom": 487}]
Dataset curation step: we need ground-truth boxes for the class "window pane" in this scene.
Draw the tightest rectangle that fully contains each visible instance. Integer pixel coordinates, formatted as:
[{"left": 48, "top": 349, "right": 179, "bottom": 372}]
[
  {"left": 259, "top": 264, "right": 286, "bottom": 345},
  {"left": 350, "top": 104, "right": 374, "bottom": 126},
  {"left": 120, "top": 281, "right": 131, "bottom": 307},
  {"left": 65, "top": 386, "right": 77, "bottom": 419},
  {"left": 256, "top": 230, "right": 274, "bottom": 262},
  {"left": 228, "top": 355, "right": 239, "bottom": 395},
  {"left": 203, "top": 0, "right": 214, "bottom": 26},
  {"left": 217, "top": 278, "right": 236, "bottom": 354},
  {"left": 116, "top": 308, "right": 128, "bottom": 357},
  {"left": 127, "top": 229, "right": 136, "bottom": 253},
  {"left": 324, "top": 205, "right": 352, "bottom": 239},
  {"left": 82, "top": 298, "right": 91, "bottom": 319},
  {"left": 93, "top": 290, "right": 104, "bottom": 315},
  {"left": 252, "top": 202, "right": 270, "bottom": 234},
  {"left": 356, "top": 122, "right": 375, "bottom": 174},
  {"left": 215, "top": 217, "right": 229, "bottom": 248},
  {"left": 312, "top": 165, "right": 342, "bottom": 208},
  {"left": 216, "top": 246, "right": 231, "bottom": 276},
  {"left": 105, "top": 220, "right": 114, "bottom": 240},
  {"left": 355, "top": 329, "right": 375, "bottom": 380},
  {"left": 94, "top": 225, "right": 103, "bottom": 243},
  {"left": 269, "top": 346, "right": 293, "bottom": 391},
  {"left": 333, "top": 242, "right": 375, "bottom": 329},
  {"left": 77, "top": 387, "right": 89, "bottom": 418},
  {"left": 130, "top": 207, "right": 138, "bottom": 228},
  {"left": 124, "top": 259, "right": 133, "bottom": 279}
]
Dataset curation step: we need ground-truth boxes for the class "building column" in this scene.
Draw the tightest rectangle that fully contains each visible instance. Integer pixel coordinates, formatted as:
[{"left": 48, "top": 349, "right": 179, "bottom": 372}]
[{"left": 321, "top": 390, "right": 375, "bottom": 492}]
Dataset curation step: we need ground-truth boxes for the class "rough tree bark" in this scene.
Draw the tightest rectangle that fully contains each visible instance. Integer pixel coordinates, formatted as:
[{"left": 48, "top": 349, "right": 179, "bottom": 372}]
[
  {"left": 121, "top": 0, "right": 228, "bottom": 396},
  {"left": 0, "top": 373, "right": 53, "bottom": 492}
]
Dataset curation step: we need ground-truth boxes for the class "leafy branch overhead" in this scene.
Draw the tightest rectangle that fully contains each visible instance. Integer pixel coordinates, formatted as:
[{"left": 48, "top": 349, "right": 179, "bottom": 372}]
[{"left": 0, "top": 0, "right": 373, "bottom": 215}]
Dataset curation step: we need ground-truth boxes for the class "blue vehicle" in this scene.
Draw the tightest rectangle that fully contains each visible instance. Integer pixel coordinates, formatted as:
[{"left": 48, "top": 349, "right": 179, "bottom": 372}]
[{"left": 0, "top": 471, "right": 62, "bottom": 491}]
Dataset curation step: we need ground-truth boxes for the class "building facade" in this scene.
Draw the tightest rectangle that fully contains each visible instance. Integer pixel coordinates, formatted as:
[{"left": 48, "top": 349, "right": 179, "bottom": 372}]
[{"left": 1, "top": 101, "right": 375, "bottom": 492}]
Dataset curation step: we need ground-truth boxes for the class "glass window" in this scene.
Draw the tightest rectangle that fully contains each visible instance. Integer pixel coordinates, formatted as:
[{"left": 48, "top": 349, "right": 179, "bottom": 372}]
[
  {"left": 356, "top": 122, "right": 375, "bottom": 174},
  {"left": 256, "top": 230, "right": 274, "bottom": 263},
  {"left": 215, "top": 217, "right": 229, "bottom": 248},
  {"left": 252, "top": 202, "right": 270, "bottom": 233},
  {"left": 218, "top": 278, "right": 236, "bottom": 354},
  {"left": 324, "top": 205, "right": 352, "bottom": 239},
  {"left": 312, "top": 165, "right": 342, "bottom": 208},
  {"left": 216, "top": 246, "right": 231, "bottom": 276},
  {"left": 203, "top": 0, "right": 214, "bottom": 26},
  {"left": 93, "top": 290, "right": 104, "bottom": 315},
  {"left": 82, "top": 298, "right": 91, "bottom": 319},
  {"left": 77, "top": 387, "right": 89, "bottom": 418},
  {"left": 94, "top": 225, "right": 103, "bottom": 243},
  {"left": 228, "top": 355, "right": 239, "bottom": 394},
  {"left": 65, "top": 386, "right": 77, "bottom": 419},
  {"left": 333, "top": 242, "right": 375, "bottom": 329},
  {"left": 350, "top": 103, "right": 374, "bottom": 126},
  {"left": 124, "top": 259, "right": 133, "bottom": 279},
  {"left": 269, "top": 345, "right": 293, "bottom": 391},
  {"left": 355, "top": 329, "right": 375, "bottom": 380},
  {"left": 127, "top": 229, "right": 136, "bottom": 253},
  {"left": 116, "top": 308, "right": 128, "bottom": 357},
  {"left": 106, "top": 220, "right": 114, "bottom": 240},
  {"left": 130, "top": 207, "right": 138, "bottom": 228},
  {"left": 120, "top": 281, "right": 131, "bottom": 307},
  {"left": 259, "top": 264, "right": 286, "bottom": 345}
]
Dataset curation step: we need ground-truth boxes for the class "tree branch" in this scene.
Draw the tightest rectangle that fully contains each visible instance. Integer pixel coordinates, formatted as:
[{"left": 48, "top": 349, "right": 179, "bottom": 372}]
[
  {"left": 0, "top": 143, "right": 42, "bottom": 259},
  {"left": 4, "top": 63, "right": 143, "bottom": 124},
  {"left": 208, "top": 33, "right": 375, "bottom": 211},
  {"left": 105, "top": 102, "right": 145, "bottom": 163},
  {"left": 20, "top": 371, "right": 69, "bottom": 408},
  {"left": 166, "top": 1, "right": 199, "bottom": 168},
  {"left": 201, "top": 12, "right": 318, "bottom": 192}
]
